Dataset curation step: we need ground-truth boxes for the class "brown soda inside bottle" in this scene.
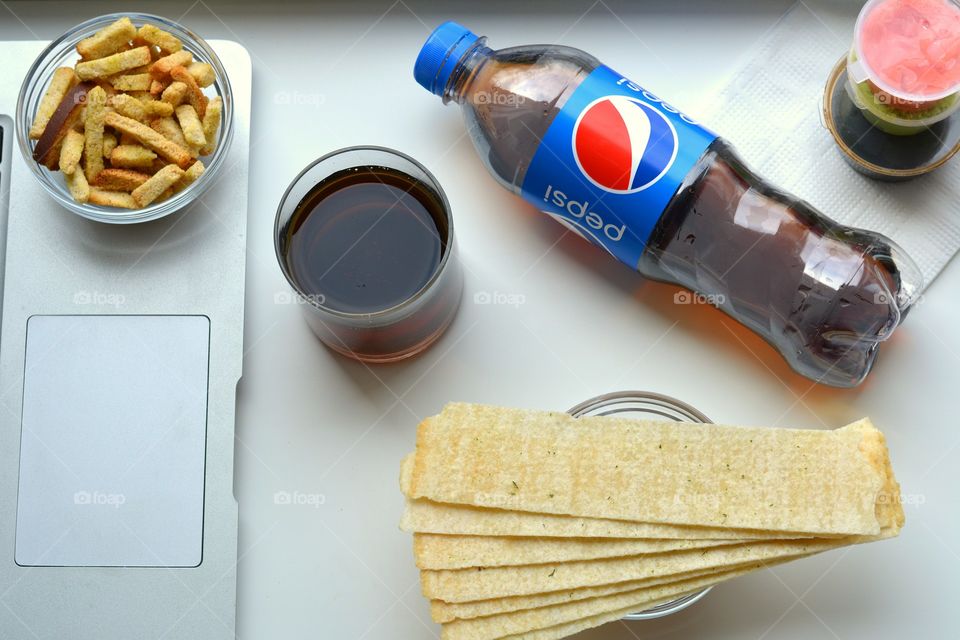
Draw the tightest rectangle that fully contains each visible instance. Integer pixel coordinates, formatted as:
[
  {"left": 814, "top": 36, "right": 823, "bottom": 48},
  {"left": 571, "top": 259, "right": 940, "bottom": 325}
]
[{"left": 438, "top": 35, "right": 919, "bottom": 386}]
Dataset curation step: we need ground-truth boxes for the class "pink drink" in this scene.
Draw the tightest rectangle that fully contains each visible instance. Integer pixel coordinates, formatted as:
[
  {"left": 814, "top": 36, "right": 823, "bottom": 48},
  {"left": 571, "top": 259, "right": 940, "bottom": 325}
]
[{"left": 859, "top": 0, "right": 960, "bottom": 100}]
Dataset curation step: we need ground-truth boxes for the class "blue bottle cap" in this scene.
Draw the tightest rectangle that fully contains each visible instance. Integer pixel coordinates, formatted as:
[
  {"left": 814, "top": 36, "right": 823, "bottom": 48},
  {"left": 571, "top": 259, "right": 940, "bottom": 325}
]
[{"left": 414, "top": 21, "right": 480, "bottom": 96}]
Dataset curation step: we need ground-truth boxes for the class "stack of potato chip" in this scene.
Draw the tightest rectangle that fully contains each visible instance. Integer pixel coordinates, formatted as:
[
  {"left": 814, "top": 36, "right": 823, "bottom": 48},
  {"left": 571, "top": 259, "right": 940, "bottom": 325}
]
[{"left": 399, "top": 403, "right": 903, "bottom": 640}]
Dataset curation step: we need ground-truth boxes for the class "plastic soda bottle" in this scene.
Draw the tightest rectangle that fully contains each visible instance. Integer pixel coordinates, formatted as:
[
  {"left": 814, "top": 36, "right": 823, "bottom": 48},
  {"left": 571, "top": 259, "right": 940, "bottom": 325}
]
[{"left": 413, "top": 21, "right": 923, "bottom": 387}]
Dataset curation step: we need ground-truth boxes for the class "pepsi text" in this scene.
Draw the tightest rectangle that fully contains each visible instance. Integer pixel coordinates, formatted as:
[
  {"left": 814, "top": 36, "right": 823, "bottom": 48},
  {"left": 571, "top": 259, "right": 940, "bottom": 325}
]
[
  {"left": 542, "top": 185, "right": 626, "bottom": 242},
  {"left": 520, "top": 65, "right": 717, "bottom": 269}
]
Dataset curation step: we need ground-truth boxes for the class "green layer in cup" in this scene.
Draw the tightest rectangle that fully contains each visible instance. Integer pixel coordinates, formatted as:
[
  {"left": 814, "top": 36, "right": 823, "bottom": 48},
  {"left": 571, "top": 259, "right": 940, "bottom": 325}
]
[{"left": 854, "top": 78, "right": 958, "bottom": 135}]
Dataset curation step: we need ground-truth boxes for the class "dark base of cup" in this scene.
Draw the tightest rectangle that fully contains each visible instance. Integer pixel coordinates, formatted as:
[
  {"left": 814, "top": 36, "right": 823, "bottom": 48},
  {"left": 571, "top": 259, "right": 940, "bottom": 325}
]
[
  {"left": 822, "top": 55, "right": 960, "bottom": 181},
  {"left": 320, "top": 305, "right": 460, "bottom": 364},
  {"left": 315, "top": 282, "right": 463, "bottom": 364}
]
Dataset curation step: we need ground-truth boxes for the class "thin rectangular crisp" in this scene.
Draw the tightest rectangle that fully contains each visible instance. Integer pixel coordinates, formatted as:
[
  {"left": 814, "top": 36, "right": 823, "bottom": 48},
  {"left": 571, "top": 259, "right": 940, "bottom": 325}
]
[
  {"left": 414, "top": 533, "right": 734, "bottom": 570},
  {"left": 76, "top": 46, "right": 152, "bottom": 81},
  {"left": 400, "top": 499, "right": 816, "bottom": 541},
  {"left": 410, "top": 404, "right": 886, "bottom": 535},
  {"left": 105, "top": 111, "right": 193, "bottom": 168},
  {"left": 419, "top": 532, "right": 893, "bottom": 602},
  {"left": 420, "top": 461, "right": 901, "bottom": 605},
  {"left": 490, "top": 556, "right": 802, "bottom": 640},
  {"left": 400, "top": 456, "right": 820, "bottom": 541},
  {"left": 429, "top": 558, "right": 789, "bottom": 623},
  {"left": 439, "top": 562, "right": 784, "bottom": 640},
  {"left": 500, "top": 603, "right": 668, "bottom": 640}
]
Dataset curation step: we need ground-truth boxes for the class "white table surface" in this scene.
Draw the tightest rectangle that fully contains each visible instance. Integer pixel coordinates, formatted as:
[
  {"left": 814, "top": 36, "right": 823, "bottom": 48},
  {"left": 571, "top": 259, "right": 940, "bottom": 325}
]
[{"left": 2, "top": 1, "right": 957, "bottom": 639}]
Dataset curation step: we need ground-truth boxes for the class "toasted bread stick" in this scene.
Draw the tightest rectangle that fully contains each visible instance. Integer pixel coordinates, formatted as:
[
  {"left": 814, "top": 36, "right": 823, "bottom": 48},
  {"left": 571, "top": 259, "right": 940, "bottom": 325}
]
[
  {"left": 104, "top": 111, "right": 193, "bottom": 168},
  {"left": 29, "top": 67, "right": 77, "bottom": 139}
]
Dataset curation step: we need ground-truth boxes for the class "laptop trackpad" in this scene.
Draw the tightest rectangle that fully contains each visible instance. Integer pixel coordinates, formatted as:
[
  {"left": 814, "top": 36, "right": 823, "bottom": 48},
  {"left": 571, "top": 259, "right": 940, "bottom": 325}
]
[{"left": 15, "top": 315, "right": 209, "bottom": 567}]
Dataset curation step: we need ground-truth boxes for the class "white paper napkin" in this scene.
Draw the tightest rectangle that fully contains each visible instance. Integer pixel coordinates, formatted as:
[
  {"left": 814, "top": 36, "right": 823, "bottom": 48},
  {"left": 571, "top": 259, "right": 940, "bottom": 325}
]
[{"left": 699, "top": 1, "right": 960, "bottom": 290}]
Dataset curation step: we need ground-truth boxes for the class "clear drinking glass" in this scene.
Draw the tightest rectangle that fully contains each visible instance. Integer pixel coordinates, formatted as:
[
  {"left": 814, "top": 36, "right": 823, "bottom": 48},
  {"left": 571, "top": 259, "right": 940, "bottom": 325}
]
[
  {"left": 274, "top": 146, "right": 463, "bottom": 363},
  {"left": 567, "top": 390, "right": 714, "bottom": 620}
]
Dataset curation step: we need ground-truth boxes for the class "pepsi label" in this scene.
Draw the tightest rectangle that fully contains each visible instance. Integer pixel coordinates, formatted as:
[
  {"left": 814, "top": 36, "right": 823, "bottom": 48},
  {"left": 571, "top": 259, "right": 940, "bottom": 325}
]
[{"left": 520, "top": 65, "right": 718, "bottom": 269}]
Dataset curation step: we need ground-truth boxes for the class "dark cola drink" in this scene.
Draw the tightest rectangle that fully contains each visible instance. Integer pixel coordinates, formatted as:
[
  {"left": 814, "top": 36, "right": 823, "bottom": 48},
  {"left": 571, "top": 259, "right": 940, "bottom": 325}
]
[
  {"left": 413, "top": 22, "right": 922, "bottom": 386},
  {"left": 275, "top": 149, "right": 462, "bottom": 363},
  {"left": 285, "top": 168, "right": 446, "bottom": 314}
]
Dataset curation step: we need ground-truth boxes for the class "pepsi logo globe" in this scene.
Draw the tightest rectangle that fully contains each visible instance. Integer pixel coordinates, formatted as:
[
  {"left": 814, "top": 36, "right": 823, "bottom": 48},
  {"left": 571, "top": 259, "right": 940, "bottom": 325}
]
[{"left": 572, "top": 96, "right": 678, "bottom": 193}]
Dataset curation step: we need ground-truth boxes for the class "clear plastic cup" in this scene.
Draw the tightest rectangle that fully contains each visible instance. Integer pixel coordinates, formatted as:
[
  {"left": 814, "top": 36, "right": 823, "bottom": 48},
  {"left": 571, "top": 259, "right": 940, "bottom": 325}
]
[
  {"left": 274, "top": 146, "right": 463, "bottom": 363},
  {"left": 847, "top": 0, "right": 960, "bottom": 134},
  {"left": 567, "top": 391, "right": 714, "bottom": 620},
  {"left": 825, "top": 53, "right": 960, "bottom": 178}
]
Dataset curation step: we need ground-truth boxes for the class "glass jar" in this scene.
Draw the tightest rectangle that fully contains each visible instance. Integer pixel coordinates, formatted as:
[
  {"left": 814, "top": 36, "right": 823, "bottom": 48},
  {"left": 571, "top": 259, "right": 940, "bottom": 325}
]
[{"left": 567, "top": 390, "right": 714, "bottom": 620}]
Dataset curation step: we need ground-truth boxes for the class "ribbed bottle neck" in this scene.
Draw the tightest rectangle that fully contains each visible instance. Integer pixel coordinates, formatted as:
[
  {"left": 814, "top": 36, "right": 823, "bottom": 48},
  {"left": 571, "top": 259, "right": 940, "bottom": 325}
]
[{"left": 442, "top": 39, "right": 492, "bottom": 104}]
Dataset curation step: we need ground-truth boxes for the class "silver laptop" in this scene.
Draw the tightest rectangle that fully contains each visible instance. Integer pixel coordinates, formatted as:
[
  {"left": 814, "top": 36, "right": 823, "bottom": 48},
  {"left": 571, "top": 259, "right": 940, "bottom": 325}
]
[{"left": 0, "top": 40, "right": 252, "bottom": 639}]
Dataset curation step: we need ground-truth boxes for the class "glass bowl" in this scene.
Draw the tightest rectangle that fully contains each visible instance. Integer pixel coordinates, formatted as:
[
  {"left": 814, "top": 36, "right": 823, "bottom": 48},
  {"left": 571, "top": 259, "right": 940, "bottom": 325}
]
[
  {"left": 567, "top": 390, "right": 714, "bottom": 620},
  {"left": 15, "top": 12, "right": 234, "bottom": 224}
]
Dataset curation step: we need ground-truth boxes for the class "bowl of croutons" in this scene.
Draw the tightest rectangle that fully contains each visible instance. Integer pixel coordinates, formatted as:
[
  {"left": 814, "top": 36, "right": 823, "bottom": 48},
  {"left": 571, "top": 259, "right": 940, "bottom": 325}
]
[{"left": 16, "top": 13, "right": 234, "bottom": 223}]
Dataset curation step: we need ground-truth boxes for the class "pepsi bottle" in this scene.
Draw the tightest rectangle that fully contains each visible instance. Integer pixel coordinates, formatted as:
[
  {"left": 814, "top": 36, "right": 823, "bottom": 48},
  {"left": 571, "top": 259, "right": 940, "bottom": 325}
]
[{"left": 413, "top": 21, "right": 923, "bottom": 387}]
